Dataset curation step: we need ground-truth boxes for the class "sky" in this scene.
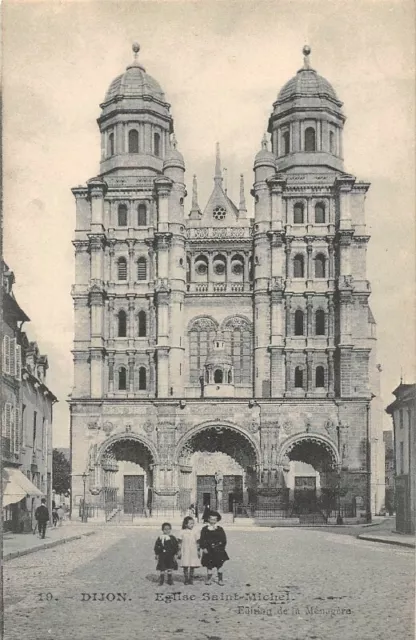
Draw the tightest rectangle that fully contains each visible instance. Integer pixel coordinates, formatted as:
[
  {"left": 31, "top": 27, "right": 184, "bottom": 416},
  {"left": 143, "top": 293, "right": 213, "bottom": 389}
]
[{"left": 2, "top": 0, "right": 415, "bottom": 447}]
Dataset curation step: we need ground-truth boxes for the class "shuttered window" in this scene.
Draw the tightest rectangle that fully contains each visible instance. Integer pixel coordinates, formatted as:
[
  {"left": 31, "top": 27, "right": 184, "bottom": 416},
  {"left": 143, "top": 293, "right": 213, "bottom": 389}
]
[
  {"left": 118, "top": 258, "right": 127, "bottom": 281},
  {"left": 15, "top": 344, "right": 22, "bottom": 380},
  {"left": 137, "top": 258, "right": 147, "bottom": 281},
  {"left": 10, "top": 338, "right": 16, "bottom": 377},
  {"left": 3, "top": 336, "right": 10, "bottom": 374}
]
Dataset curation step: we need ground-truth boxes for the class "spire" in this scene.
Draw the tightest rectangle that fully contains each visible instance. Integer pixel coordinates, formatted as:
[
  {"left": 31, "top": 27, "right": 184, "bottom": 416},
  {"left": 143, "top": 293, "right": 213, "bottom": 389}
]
[
  {"left": 171, "top": 133, "right": 177, "bottom": 149},
  {"left": 302, "top": 45, "right": 311, "bottom": 70},
  {"left": 238, "top": 174, "right": 247, "bottom": 218},
  {"left": 214, "top": 142, "right": 223, "bottom": 186},
  {"left": 262, "top": 133, "right": 268, "bottom": 150},
  {"left": 189, "top": 174, "right": 201, "bottom": 219}
]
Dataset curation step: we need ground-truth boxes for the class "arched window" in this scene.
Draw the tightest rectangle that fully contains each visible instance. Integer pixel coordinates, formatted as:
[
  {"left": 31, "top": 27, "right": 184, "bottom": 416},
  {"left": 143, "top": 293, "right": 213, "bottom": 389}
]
[
  {"left": 214, "top": 369, "right": 223, "bottom": 384},
  {"left": 329, "top": 131, "right": 335, "bottom": 154},
  {"left": 213, "top": 254, "right": 226, "bottom": 278},
  {"left": 293, "top": 203, "right": 304, "bottom": 224},
  {"left": 294, "top": 367, "right": 304, "bottom": 388},
  {"left": 138, "top": 311, "right": 147, "bottom": 337},
  {"left": 117, "top": 257, "right": 127, "bottom": 281},
  {"left": 315, "top": 310, "right": 325, "bottom": 335},
  {"left": 293, "top": 254, "right": 304, "bottom": 278},
  {"left": 139, "top": 367, "right": 147, "bottom": 390},
  {"left": 186, "top": 258, "right": 191, "bottom": 284},
  {"left": 118, "top": 310, "right": 127, "bottom": 337},
  {"left": 128, "top": 129, "right": 139, "bottom": 153},
  {"left": 304, "top": 127, "right": 316, "bottom": 152},
  {"left": 231, "top": 255, "right": 244, "bottom": 279},
  {"left": 137, "top": 257, "right": 147, "bottom": 281},
  {"left": 108, "top": 132, "right": 115, "bottom": 157},
  {"left": 315, "top": 254, "right": 326, "bottom": 278},
  {"left": 315, "top": 366, "right": 325, "bottom": 388},
  {"left": 118, "top": 204, "right": 127, "bottom": 227},
  {"left": 283, "top": 130, "right": 290, "bottom": 155},
  {"left": 195, "top": 255, "right": 208, "bottom": 279},
  {"left": 315, "top": 203, "right": 325, "bottom": 224},
  {"left": 137, "top": 204, "right": 147, "bottom": 226},
  {"left": 294, "top": 310, "right": 304, "bottom": 336},
  {"left": 118, "top": 367, "right": 127, "bottom": 391},
  {"left": 154, "top": 132, "right": 161, "bottom": 157}
]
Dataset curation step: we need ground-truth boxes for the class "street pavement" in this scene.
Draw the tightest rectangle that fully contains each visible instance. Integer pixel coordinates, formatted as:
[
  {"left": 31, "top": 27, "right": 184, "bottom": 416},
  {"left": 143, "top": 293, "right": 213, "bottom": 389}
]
[{"left": 3, "top": 525, "right": 414, "bottom": 640}]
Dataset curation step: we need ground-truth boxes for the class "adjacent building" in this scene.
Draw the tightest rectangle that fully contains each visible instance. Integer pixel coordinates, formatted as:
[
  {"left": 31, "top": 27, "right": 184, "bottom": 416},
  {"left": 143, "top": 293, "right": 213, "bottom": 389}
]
[
  {"left": 386, "top": 383, "right": 416, "bottom": 534},
  {"left": 70, "top": 44, "right": 382, "bottom": 521},
  {"left": 383, "top": 430, "right": 395, "bottom": 515},
  {"left": 2, "top": 262, "right": 57, "bottom": 532}
]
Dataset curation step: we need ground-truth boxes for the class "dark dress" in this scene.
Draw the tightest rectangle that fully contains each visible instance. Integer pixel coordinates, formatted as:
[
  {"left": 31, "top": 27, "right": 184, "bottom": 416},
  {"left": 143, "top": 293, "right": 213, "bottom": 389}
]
[
  {"left": 199, "top": 525, "right": 229, "bottom": 570},
  {"left": 154, "top": 535, "right": 179, "bottom": 571}
]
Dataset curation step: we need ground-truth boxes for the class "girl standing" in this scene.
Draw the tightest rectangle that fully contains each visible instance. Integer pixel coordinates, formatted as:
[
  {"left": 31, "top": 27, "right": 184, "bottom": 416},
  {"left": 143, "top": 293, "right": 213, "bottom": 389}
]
[
  {"left": 179, "top": 516, "right": 200, "bottom": 585},
  {"left": 154, "top": 522, "right": 179, "bottom": 586},
  {"left": 199, "top": 511, "right": 229, "bottom": 586}
]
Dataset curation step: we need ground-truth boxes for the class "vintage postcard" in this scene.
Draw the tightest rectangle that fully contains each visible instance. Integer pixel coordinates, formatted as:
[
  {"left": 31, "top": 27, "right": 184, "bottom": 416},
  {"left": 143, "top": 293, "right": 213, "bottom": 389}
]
[{"left": 1, "top": 1, "right": 415, "bottom": 639}]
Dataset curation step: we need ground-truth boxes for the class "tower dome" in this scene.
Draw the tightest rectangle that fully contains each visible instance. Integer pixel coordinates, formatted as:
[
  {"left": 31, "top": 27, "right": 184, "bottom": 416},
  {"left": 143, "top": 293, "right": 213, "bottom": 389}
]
[
  {"left": 268, "top": 46, "right": 345, "bottom": 173},
  {"left": 97, "top": 43, "right": 173, "bottom": 178},
  {"left": 103, "top": 43, "right": 166, "bottom": 103}
]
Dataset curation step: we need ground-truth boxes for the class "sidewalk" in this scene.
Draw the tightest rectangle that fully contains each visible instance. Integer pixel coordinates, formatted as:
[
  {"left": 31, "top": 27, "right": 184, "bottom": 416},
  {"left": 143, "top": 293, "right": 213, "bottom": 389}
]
[
  {"left": 357, "top": 529, "right": 415, "bottom": 548},
  {"left": 355, "top": 516, "right": 415, "bottom": 548},
  {"left": 3, "top": 522, "right": 97, "bottom": 562}
]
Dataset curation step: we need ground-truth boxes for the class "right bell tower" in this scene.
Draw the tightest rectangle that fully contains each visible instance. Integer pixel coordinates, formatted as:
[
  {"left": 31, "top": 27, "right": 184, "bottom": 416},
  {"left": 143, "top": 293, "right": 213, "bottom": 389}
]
[{"left": 252, "top": 45, "right": 373, "bottom": 401}]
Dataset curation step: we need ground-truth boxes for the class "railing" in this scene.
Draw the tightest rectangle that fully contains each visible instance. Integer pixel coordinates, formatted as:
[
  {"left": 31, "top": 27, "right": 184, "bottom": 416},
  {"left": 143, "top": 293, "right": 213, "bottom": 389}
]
[
  {"left": 187, "top": 282, "right": 252, "bottom": 294},
  {"left": 233, "top": 502, "right": 357, "bottom": 525},
  {"left": 187, "top": 227, "right": 252, "bottom": 240}
]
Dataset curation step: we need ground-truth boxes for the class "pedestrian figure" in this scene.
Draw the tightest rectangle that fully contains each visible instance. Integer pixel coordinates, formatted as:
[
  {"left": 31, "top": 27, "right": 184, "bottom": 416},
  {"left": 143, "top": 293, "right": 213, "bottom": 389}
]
[
  {"left": 199, "top": 511, "right": 229, "bottom": 586},
  {"left": 179, "top": 516, "right": 200, "bottom": 585},
  {"left": 202, "top": 503, "right": 211, "bottom": 523},
  {"left": 52, "top": 506, "right": 59, "bottom": 527},
  {"left": 154, "top": 522, "right": 179, "bottom": 586},
  {"left": 57, "top": 505, "right": 65, "bottom": 526},
  {"left": 35, "top": 498, "right": 49, "bottom": 539}
]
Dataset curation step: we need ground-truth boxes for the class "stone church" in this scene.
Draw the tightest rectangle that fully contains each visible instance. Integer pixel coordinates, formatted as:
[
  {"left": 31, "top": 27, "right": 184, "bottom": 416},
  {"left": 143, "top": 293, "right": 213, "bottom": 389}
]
[{"left": 70, "top": 44, "right": 384, "bottom": 520}]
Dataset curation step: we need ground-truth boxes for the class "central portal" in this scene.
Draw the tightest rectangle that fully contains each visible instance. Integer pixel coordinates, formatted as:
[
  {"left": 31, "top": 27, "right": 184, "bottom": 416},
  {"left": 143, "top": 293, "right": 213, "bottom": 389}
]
[{"left": 177, "top": 425, "right": 258, "bottom": 514}]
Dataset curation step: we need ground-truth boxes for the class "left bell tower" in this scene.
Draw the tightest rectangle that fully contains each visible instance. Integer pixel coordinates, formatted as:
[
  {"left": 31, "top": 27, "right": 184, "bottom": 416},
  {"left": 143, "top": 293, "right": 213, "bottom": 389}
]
[{"left": 71, "top": 43, "right": 186, "bottom": 402}]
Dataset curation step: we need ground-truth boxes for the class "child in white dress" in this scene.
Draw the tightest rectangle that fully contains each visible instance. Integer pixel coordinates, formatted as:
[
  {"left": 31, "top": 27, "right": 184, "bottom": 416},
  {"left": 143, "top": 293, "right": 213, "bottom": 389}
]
[{"left": 178, "top": 516, "right": 200, "bottom": 585}]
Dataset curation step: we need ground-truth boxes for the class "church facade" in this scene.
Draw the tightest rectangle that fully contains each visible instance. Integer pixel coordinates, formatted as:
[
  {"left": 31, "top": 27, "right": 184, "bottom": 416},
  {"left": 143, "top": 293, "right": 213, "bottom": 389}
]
[{"left": 70, "top": 44, "right": 381, "bottom": 520}]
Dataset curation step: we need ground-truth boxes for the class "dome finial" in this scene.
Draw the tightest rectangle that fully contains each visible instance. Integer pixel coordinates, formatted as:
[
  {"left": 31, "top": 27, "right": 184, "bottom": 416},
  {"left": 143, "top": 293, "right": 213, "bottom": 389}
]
[
  {"left": 171, "top": 133, "right": 177, "bottom": 149},
  {"left": 261, "top": 133, "right": 268, "bottom": 150},
  {"left": 132, "top": 42, "right": 140, "bottom": 58},
  {"left": 127, "top": 42, "right": 146, "bottom": 71},
  {"left": 302, "top": 45, "right": 311, "bottom": 69}
]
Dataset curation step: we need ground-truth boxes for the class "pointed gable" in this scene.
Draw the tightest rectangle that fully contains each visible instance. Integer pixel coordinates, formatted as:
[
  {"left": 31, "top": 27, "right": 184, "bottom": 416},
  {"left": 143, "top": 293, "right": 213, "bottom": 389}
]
[{"left": 202, "top": 181, "right": 239, "bottom": 226}]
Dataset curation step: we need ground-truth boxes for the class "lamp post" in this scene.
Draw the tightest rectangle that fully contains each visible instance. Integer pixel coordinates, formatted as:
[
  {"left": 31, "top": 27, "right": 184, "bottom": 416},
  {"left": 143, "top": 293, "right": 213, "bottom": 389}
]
[
  {"left": 81, "top": 472, "right": 88, "bottom": 523},
  {"left": 336, "top": 465, "right": 343, "bottom": 525}
]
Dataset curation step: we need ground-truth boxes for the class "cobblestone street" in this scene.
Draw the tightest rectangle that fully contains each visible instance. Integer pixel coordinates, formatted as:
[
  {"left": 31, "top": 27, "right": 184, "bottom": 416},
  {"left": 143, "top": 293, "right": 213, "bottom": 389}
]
[{"left": 3, "top": 525, "right": 414, "bottom": 640}]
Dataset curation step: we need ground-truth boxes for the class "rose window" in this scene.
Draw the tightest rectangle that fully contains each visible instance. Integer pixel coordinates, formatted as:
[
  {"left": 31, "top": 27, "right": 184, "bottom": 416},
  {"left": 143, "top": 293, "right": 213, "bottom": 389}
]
[{"left": 213, "top": 206, "right": 226, "bottom": 220}]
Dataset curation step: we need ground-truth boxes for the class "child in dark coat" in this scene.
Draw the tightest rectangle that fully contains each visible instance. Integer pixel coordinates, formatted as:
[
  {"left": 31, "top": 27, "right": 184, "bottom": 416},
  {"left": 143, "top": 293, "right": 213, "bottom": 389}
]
[
  {"left": 199, "top": 511, "right": 229, "bottom": 586},
  {"left": 154, "top": 522, "right": 179, "bottom": 586}
]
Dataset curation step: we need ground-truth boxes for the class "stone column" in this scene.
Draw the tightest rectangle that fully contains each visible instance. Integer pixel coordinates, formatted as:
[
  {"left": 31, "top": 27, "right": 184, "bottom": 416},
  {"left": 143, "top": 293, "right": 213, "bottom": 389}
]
[
  {"left": 327, "top": 348, "right": 335, "bottom": 397},
  {"left": 108, "top": 351, "right": 115, "bottom": 395},
  {"left": 285, "top": 294, "right": 292, "bottom": 337},
  {"left": 127, "top": 240, "right": 136, "bottom": 287},
  {"left": 306, "top": 295, "right": 313, "bottom": 338},
  {"left": 306, "top": 350, "right": 313, "bottom": 395},
  {"left": 285, "top": 350, "right": 292, "bottom": 395},
  {"left": 285, "top": 238, "right": 292, "bottom": 281},
  {"left": 128, "top": 352, "right": 135, "bottom": 395}
]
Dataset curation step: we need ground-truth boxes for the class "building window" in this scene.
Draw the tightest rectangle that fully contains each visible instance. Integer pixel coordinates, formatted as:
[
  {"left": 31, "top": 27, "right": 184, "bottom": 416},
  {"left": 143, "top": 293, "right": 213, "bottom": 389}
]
[
  {"left": 329, "top": 131, "right": 335, "bottom": 154},
  {"left": 137, "top": 257, "right": 147, "bottom": 281},
  {"left": 315, "top": 254, "right": 326, "bottom": 278},
  {"left": 315, "top": 310, "right": 325, "bottom": 335},
  {"left": 118, "top": 204, "right": 128, "bottom": 227},
  {"left": 214, "top": 369, "right": 223, "bottom": 384},
  {"left": 304, "top": 127, "right": 316, "bottom": 152},
  {"left": 315, "top": 366, "right": 325, "bottom": 387},
  {"left": 293, "top": 254, "right": 304, "bottom": 278},
  {"left": 399, "top": 409, "right": 404, "bottom": 428},
  {"left": 294, "top": 367, "right": 304, "bottom": 388},
  {"left": 213, "top": 255, "right": 226, "bottom": 277},
  {"left": 138, "top": 204, "right": 147, "bottom": 226},
  {"left": 293, "top": 203, "right": 304, "bottom": 224},
  {"left": 2, "top": 335, "right": 10, "bottom": 374},
  {"left": 118, "top": 367, "right": 127, "bottom": 391},
  {"left": 128, "top": 129, "right": 139, "bottom": 153},
  {"left": 118, "top": 310, "right": 127, "bottom": 337},
  {"left": 139, "top": 367, "right": 147, "bottom": 390},
  {"left": 283, "top": 130, "right": 290, "bottom": 155},
  {"left": 117, "top": 258, "right": 127, "bottom": 281},
  {"left": 154, "top": 132, "right": 161, "bottom": 157},
  {"left": 294, "top": 310, "right": 304, "bottom": 336},
  {"left": 108, "top": 132, "right": 115, "bottom": 156},
  {"left": 315, "top": 203, "right": 325, "bottom": 224},
  {"left": 213, "top": 206, "right": 226, "bottom": 221},
  {"left": 399, "top": 441, "right": 404, "bottom": 474},
  {"left": 138, "top": 311, "right": 147, "bottom": 337},
  {"left": 195, "top": 255, "right": 208, "bottom": 278}
]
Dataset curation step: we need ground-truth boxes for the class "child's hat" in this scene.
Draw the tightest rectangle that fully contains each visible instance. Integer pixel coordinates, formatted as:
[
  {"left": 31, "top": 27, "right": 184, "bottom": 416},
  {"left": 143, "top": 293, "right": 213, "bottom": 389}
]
[{"left": 208, "top": 510, "right": 222, "bottom": 522}]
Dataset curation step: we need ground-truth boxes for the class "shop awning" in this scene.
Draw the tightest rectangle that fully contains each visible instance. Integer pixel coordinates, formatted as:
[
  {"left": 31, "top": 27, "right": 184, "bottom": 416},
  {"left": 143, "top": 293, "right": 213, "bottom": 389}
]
[{"left": 2, "top": 468, "right": 44, "bottom": 507}]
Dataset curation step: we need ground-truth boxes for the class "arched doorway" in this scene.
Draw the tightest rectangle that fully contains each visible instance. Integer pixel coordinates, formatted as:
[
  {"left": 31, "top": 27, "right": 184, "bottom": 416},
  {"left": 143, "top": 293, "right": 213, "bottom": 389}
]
[
  {"left": 280, "top": 435, "right": 340, "bottom": 516},
  {"left": 98, "top": 436, "right": 155, "bottom": 516},
  {"left": 176, "top": 425, "right": 259, "bottom": 515}
]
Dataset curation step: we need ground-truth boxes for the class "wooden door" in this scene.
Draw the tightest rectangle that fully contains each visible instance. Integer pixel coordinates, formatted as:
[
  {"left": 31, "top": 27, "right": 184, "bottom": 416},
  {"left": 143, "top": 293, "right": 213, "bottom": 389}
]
[{"left": 123, "top": 475, "right": 144, "bottom": 515}]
